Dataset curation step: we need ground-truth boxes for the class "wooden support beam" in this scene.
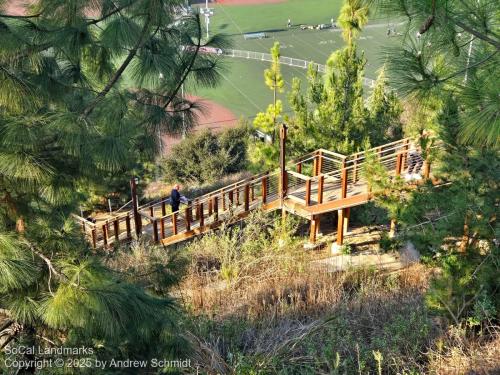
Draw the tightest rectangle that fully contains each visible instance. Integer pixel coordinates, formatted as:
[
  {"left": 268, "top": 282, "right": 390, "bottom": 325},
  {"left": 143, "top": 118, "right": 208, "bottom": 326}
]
[
  {"left": 313, "top": 153, "right": 319, "bottom": 176},
  {"left": 250, "top": 184, "right": 255, "bottom": 202},
  {"left": 208, "top": 198, "right": 213, "bottom": 216},
  {"left": 161, "top": 200, "right": 166, "bottom": 216},
  {"left": 172, "top": 212, "right": 178, "bottom": 235},
  {"left": 297, "top": 162, "right": 302, "bottom": 174},
  {"left": 244, "top": 184, "right": 250, "bottom": 212},
  {"left": 337, "top": 209, "right": 345, "bottom": 245},
  {"left": 194, "top": 199, "right": 200, "bottom": 220},
  {"left": 199, "top": 202, "right": 204, "bottom": 227},
  {"left": 229, "top": 190, "right": 234, "bottom": 205},
  {"left": 309, "top": 215, "right": 319, "bottom": 243},
  {"left": 114, "top": 219, "right": 119, "bottom": 242},
  {"left": 305, "top": 179, "right": 311, "bottom": 206},
  {"left": 317, "top": 175, "right": 324, "bottom": 204},
  {"left": 149, "top": 206, "right": 154, "bottom": 218},
  {"left": 343, "top": 207, "right": 350, "bottom": 235},
  {"left": 222, "top": 191, "right": 226, "bottom": 210}
]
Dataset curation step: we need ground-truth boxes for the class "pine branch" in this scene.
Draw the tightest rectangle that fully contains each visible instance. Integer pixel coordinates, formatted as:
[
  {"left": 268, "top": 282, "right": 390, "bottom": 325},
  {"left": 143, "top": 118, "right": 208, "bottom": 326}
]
[
  {"left": 86, "top": 1, "right": 136, "bottom": 25},
  {"left": 81, "top": 17, "right": 152, "bottom": 118},
  {"left": 451, "top": 18, "right": 500, "bottom": 50}
]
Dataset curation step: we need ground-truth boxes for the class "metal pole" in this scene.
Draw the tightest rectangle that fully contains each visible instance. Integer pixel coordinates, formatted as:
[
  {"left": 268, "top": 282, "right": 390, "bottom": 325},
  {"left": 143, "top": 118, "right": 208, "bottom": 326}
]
[
  {"left": 279, "top": 123, "right": 288, "bottom": 200},
  {"left": 130, "top": 177, "right": 142, "bottom": 236}
]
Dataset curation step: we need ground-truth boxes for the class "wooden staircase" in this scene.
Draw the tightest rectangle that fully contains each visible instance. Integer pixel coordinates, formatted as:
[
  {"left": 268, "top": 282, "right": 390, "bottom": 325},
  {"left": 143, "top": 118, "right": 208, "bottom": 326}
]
[{"left": 75, "top": 137, "right": 432, "bottom": 249}]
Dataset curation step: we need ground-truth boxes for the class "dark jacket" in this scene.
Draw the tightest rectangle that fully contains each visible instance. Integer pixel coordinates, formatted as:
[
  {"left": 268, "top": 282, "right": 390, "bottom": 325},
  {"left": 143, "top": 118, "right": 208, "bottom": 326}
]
[{"left": 170, "top": 189, "right": 181, "bottom": 210}]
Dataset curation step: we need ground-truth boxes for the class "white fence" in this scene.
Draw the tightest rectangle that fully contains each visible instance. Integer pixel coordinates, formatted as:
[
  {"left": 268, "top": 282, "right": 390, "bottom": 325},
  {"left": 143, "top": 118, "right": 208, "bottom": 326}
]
[{"left": 220, "top": 48, "right": 376, "bottom": 87}]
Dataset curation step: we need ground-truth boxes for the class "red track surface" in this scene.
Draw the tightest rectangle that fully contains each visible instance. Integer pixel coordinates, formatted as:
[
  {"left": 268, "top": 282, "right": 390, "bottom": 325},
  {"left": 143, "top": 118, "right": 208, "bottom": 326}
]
[
  {"left": 161, "top": 96, "right": 238, "bottom": 155},
  {"left": 215, "top": 0, "right": 285, "bottom": 4}
]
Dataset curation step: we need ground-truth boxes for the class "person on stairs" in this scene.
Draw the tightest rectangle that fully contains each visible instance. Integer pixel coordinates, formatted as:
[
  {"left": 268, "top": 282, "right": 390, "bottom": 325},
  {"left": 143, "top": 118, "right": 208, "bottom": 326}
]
[{"left": 405, "top": 141, "right": 424, "bottom": 181}]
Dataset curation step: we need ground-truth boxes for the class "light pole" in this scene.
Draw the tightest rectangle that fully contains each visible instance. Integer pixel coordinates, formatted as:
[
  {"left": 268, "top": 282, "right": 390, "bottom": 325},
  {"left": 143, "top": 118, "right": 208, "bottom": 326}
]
[{"left": 200, "top": 0, "right": 214, "bottom": 39}]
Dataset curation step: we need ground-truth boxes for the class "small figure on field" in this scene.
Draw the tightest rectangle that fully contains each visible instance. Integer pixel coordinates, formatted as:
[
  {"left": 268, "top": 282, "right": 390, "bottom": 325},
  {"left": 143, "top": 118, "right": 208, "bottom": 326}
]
[{"left": 287, "top": 18, "right": 291, "bottom": 28}]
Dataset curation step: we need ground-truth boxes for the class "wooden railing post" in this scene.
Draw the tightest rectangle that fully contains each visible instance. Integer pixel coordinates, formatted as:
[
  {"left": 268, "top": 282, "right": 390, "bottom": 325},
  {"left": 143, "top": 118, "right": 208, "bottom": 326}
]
[
  {"left": 113, "top": 219, "right": 119, "bottom": 242},
  {"left": 102, "top": 224, "right": 108, "bottom": 248},
  {"left": 305, "top": 179, "right": 311, "bottom": 206},
  {"left": 152, "top": 219, "right": 159, "bottom": 243},
  {"left": 297, "top": 162, "right": 302, "bottom": 174},
  {"left": 125, "top": 215, "right": 131, "bottom": 239},
  {"left": 195, "top": 199, "right": 200, "bottom": 220},
  {"left": 160, "top": 217, "right": 165, "bottom": 239},
  {"left": 341, "top": 161, "right": 348, "bottom": 199},
  {"left": 262, "top": 175, "right": 268, "bottom": 204},
  {"left": 149, "top": 206, "right": 154, "bottom": 218},
  {"left": 172, "top": 212, "right": 178, "bottom": 235},
  {"left": 395, "top": 152, "right": 403, "bottom": 176},
  {"left": 199, "top": 202, "right": 204, "bottom": 227},
  {"left": 313, "top": 152, "right": 319, "bottom": 176},
  {"left": 161, "top": 200, "right": 166, "bottom": 216},
  {"left": 208, "top": 198, "right": 213, "bottom": 216},
  {"left": 185, "top": 206, "right": 191, "bottom": 231},
  {"left": 244, "top": 184, "right": 250, "bottom": 212},
  {"left": 222, "top": 192, "right": 226, "bottom": 210},
  {"left": 317, "top": 151, "right": 323, "bottom": 175},
  {"left": 213, "top": 196, "right": 219, "bottom": 220},
  {"left": 91, "top": 228, "right": 97, "bottom": 248},
  {"left": 353, "top": 158, "right": 358, "bottom": 183},
  {"left": 235, "top": 188, "right": 240, "bottom": 206},
  {"left": 229, "top": 190, "right": 234, "bottom": 205},
  {"left": 317, "top": 175, "right": 324, "bottom": 204},
  {"left": 250, "top": 184, "right": 255, "bottom": 201}
]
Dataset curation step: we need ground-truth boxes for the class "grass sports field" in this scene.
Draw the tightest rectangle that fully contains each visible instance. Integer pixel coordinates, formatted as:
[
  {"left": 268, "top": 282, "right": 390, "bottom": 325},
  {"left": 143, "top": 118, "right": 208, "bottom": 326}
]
[{"left": 190, "top": 0, "right": 403, "bottom": 120}]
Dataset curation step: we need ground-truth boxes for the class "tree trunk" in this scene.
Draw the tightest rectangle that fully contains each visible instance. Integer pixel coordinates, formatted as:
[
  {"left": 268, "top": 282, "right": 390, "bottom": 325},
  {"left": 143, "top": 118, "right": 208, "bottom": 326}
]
[{"left": 459, "top": 212, "right": 471, "bottom": 252}]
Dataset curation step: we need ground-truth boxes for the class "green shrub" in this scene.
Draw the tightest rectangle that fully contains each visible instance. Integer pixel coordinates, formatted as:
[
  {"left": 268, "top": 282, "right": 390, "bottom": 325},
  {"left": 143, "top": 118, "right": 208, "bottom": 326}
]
[
  {"left": 162, "top": 126, "right": 249, "bottom": 185},
  {"left": 379, "top": 231, "right": 402, "bottom": 253}
]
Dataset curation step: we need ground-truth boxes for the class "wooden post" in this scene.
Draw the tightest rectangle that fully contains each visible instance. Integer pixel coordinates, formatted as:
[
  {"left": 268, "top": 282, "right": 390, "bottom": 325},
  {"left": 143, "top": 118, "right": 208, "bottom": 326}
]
[
  {"left": 113, "top": 219, "right": 119, "bottom": 242},
  {"left": 317, "top": 175, "right": 324, "bottom": 204},
  {"left": 423, "top": 159, "right": 431, "bottom": 179},
  {"left": 185, "top": 206, "right": 191, "bottom": 231},
  {"left": 297, "top": 162, "right": 302, "bottom": 174},
  {"left": 305, "top": 179, "right": 311, "bottom": 206},
  {"left": 213, "top": 196, "right": 219, "bottom": 221},
  {"left": 161, "top": 200, "right": 166, "bottom": 216},
  {"left": 199, "top": 202, "right": 204, "bottom": 227},
  {"left": 102, "top": 224, "right": 108, "bottom": 248},
  {"left": 235, "top": 188, "right": 240, "bottom": 206},
  {"left": 149, "top": 206, "right": 154, "bottom": 218},
  {"left": 152, "top": 219, "right": 159, "bottom": 243},
  {"left": 250, "top": 184, "right": 255, "bottom": 202},
  {"left": 313, "top": 153, "right": 319, "bottom": 177},
  {"left": 208, "top": 198, "right": 213, "bottom": 216},
  {"left": 353, "top": 158, "right": 358, "bottom": 183},
  {"left": 317, "top": 151, "right": 323, "bottom": 175},
  {"left": 130, "top": 177, "right": 142, "bottom": 236},
  {"left": 91, "top": 228, "right": 97, "bottom": 248},
  {"left": 343, "top": 207, "right": 350, "bottom": 235},
  {"left": 125, "top": 215, "right": 131, "bottom": 239},
  {"left": 160, "top": 217, "right": 165, "bottom": 239},
  {"left": 279, "top": 124, "right": 288, "bottom": 200},
  {"left": 244, "top": 184, "right": 250, "bottom": 212},
  {"left": 337, "top": 209, "right": 345, "bottom": 245},
  {"left": 222, "top": 191, "right": 226, "bottom": 210},
  {"left": 172, "top": 212, "right": 178, "bottom": 235},
  {"left": 309, "top": 215, "right": 319, "bottom": 243},
  {"left": 402, "top": 139, "right": 409, "bottom": 170},
  {"left": 195, "top": 199, "right": 200, "bottom": 220},
  {"left": 395, "top": 152, "right": 403, "bottom": 176},
  {"left": 341, "top": 161, "right": 348, "bottom": 199},
  {"left": 262, "top": 175, "right": 268, "bottom": 204}
]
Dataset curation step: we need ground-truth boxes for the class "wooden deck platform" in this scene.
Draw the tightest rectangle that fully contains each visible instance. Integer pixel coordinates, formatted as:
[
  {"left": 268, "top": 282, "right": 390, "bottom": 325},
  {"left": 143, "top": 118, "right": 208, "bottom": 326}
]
[{"left": 75, "top": 137, "right": 433, "bottom": 248}]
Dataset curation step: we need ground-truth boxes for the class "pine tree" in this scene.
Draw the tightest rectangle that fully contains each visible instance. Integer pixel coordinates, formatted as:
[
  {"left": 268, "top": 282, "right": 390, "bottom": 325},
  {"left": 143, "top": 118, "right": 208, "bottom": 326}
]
[
  {"left": 264, "top": 41, "right": 285, "bottom": 138},
  {"left": 367, "top": 68, "right": 403, "bottom": 145},
  {"left": 0, "top": 0, "right": 225, "bottom": 368}
]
